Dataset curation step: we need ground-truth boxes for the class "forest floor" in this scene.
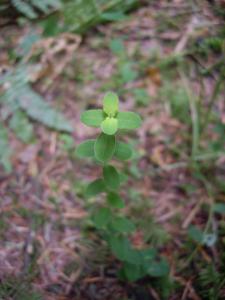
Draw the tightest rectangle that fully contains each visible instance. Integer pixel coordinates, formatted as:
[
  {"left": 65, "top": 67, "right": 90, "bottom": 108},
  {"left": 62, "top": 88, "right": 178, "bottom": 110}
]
[{"left": 0, "top": 0, "right": 225, "bottom": 299}]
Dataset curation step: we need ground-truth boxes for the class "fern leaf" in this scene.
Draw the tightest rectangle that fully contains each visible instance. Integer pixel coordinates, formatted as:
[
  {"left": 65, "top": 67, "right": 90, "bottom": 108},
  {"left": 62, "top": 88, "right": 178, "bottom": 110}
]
[
  {"left": 11, "top": 0, "right": 37, "bottom": 19},
  {"left": 17, "top": 85, "right": 73, "bottom": 133},
  {"left": 9, "top": 110, "right": 34, "bottom": 143},
  {"left": 30, "top": 0, "right": 61, "bottom": 14},
  {"left": 11, "top": 0, "right": 62, "bottom": 19},
  {"left": 1, "top": 66, "right": 72, "bottom": 133},
  {"left": 0, "top": 122, "right": 12, "bottom": 172},
  {"left": 0, "top": 65, "right": 31, "bottom": 120}
]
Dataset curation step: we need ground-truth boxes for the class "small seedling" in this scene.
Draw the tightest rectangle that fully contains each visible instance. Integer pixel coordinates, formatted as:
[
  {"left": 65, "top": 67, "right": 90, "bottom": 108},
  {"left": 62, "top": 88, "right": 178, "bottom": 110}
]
[{"left": 76, "top": 92, "right": 169, "bottom": 282}]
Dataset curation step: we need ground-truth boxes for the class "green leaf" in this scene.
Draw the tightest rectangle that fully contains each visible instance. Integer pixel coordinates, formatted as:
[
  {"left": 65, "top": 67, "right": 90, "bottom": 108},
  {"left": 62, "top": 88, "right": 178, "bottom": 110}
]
[
  {"left": 140, "top": 248, "right": 157, "bottom": 263},
  {"left": 11, "top": 0, "right": 62, "bottom": 19},
  {"left": 12, "top": 0, "right": 37, "bottom": 19},
  {"left": 85, "top": 178, "right": 106, "bottom": 198},
  {"left": 30, "top": 0, "right": 62, "bottom": 14},
  {"left": 122, "top": 263, "right": 144, "bottom": 282},
  {"left": 17, "top": 31, "right": 41, "bottom": 57},
  {"left": 133, "top": 88, "right": 149, "bottom": 106},
  {"left": 59, "top": 133, "right": 74, "bottom": 151},
  {"left": 146, "top": 259, "right": 169, "bottom": 277},
  {"left": 117, "top": 111, "right": 142, "bottom": 130},
  {"left": 42, "top": 14, "right": 60, "bottom": 37},
  {"left": 119, "top": 172, "right": 128, "bottom": 184},
  {"left": 114, "top": 141, "right": 132, "bottom": 160},
  {"left": 188, "top": 225, "right": 217, "bottom": 247},
  {"left": 103, "top": 165, "right": 120, "bottom": 190},
  {"left": 103, "top": 92, "right": 119, "bottom": 117},
  {"left": 213, "top": 203, "right": 225, "bottom": 214},
  {"left": 120, "top": 62, "right": 137, "bottom": 83},
  {"left": 125, "top": 249, "right": 143, "bottom": 265},
  {"left": 107, "top": 192, "right": 125, "bottom": 208},
  {"left": 111, "top": 216, "right": 136, "bottom": 233},
  {"left": 101, "top": 12, "right": 127, "bottom": 22},
  {"left": 0, "top": 122, "right": 12, "bottom": 173},
  {"left": 9, "top": 110, "right": 33, "bottom": 143},
  {"left": 94, "top": 133, "right": 116, "bottom": 163},
  {"left": 109, "top": 236, "right": 141, "bottom": 264},
  {"left": 109, "top": 236, "right": 131, "bottom": 261},
  {"left": 109, "top": 38, "right": 125, "bottom": 55},
  {"left": 81, "top": 109, "right": 104, "bottom": 127},
  {"left": 188, "top": 225, "right": 204, "bottom": 244},
  {"left": 75, "top": 140, "right": 95, "bottom": 158},
  {"left": 101, "top": 117, "right": 118, "bottom": 135},
  {"left": 92, "top": 207, "right": 111, "bottom": 229}
]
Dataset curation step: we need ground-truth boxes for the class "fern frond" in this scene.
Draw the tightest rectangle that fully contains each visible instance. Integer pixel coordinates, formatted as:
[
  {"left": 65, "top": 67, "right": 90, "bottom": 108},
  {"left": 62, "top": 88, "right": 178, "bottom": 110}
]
[
  {"left": 0, "top": 277, "right": 43, "bottom": 300},
  {"left": 11, "top": 0, "right": 37, "bottom": 19},
  {"left": 18, "top": 85, "right": 73, "bottom": 133},
  {"left": 1, "top": 65, "right": 72, "bottom": 132},
  {"left": 30, "top": 0, "right": 61, "bottom": 14},
  {"left": 0, "top": 122, "right": 12, "bottom": 172},
  {"left": 196, "top": 264, "right": 222, "bottom": 300},
  {"left": 11, "top": 0, "right": 62, "bottom": 19}
]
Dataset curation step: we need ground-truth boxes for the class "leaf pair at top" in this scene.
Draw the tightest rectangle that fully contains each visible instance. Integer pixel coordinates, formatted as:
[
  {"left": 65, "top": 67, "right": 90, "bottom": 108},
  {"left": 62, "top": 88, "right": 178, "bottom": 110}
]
[{"left": 81, "top": 92, "right": 142, "bottom": 135}]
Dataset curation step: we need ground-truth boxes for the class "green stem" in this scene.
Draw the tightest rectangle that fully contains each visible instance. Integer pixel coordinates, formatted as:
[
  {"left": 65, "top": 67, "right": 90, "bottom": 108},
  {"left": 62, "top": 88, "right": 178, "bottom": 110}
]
[
  {"left": 179, "top": 170, "right": 215, "bottom": 271},
  {"left": 201, "top": 76, "right": 223, "bottom": 134},
  {"left": 179, "top": 69, "right": 200, "bottom": 159}
]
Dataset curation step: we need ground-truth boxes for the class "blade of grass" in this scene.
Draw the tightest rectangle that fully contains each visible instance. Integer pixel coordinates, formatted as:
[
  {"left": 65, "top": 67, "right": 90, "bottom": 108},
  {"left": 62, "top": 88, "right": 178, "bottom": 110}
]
[
  {"left": 201, "top": 75, "right": 223, "bottom": 134},
  {"left": 179, "top": 70, "right": 200, "bottom": 159}
]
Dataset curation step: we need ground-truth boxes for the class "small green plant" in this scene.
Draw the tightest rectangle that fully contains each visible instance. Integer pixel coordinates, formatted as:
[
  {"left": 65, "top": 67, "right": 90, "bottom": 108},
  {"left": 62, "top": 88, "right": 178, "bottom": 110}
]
[{"left": 76, "top": 91, "right": 169, "bottom": 282}]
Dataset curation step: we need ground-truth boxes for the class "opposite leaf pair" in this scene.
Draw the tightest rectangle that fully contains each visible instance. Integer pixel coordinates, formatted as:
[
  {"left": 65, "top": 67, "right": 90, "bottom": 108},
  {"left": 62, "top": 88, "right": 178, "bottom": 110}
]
[
  {"left": 76, "top": 92, "right": 142, "bottom": 163},
  {"left": 81, "top": 92, "right": 142, "bottom": 135},
  {"left": 76, "top": 134, "right": 132, "bottom": 163},
  {"left": 86, "top": 164, "right": 125, "bottom": 209}
]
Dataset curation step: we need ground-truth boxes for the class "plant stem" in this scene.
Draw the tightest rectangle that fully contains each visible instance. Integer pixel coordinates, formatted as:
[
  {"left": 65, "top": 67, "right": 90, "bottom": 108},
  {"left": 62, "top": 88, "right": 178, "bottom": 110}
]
[
  {"left": 201, "top": 76, "right": 223, "bottom": 134},
  {"left": 179, "top": 69, "right": 200, "bottom": 159}
]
